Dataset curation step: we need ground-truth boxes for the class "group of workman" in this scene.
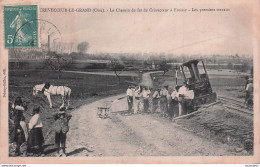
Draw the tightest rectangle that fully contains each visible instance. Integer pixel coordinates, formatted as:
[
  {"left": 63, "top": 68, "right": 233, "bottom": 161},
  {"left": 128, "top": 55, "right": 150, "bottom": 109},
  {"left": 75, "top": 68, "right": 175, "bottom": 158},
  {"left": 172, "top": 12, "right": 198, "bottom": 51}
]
[{"left": 126, "top": 82, "right": 195, "bottom": 118}]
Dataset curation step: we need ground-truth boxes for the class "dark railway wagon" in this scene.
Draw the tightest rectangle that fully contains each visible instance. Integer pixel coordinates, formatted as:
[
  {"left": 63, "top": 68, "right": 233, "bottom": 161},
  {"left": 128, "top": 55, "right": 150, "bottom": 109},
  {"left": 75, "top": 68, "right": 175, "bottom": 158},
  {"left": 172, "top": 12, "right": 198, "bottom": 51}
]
[{"left": 180, "top": 59, "right": 217, "bottom": 109}]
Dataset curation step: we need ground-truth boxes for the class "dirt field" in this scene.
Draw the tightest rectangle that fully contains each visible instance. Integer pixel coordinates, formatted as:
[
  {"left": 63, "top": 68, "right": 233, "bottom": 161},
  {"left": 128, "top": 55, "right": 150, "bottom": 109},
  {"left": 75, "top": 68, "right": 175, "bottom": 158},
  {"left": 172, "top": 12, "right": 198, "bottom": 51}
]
[{"left": 65, "top": 95, "right": 241, "bottom": 157}]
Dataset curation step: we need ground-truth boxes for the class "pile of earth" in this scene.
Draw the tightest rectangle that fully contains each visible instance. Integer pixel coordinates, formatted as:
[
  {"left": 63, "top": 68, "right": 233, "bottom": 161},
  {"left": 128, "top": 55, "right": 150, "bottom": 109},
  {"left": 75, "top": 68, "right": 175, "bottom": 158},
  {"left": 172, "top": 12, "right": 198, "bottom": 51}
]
[{"left": 174, "top": 104, "right": 253, "bottom": 155}]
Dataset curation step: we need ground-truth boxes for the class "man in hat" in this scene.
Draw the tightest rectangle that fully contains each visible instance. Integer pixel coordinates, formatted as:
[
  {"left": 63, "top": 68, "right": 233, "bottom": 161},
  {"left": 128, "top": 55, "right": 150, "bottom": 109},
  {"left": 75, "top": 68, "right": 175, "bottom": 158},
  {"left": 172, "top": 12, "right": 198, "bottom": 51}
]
[
  {"left": 53, "top": 107, "right": 72, "bottom": 157},
  {"left": 142, "top": 86, "right": 151, "bottom": 113},
  {"left": 126, "top": 85, "right": 134, "bottom": 113},
  {"left": 134, "top": 85, "right": 142, "bottom": 114},
  {"left": 169, "top": 86, "right": 180, "bottom": 118},
  {"left": 160, "top": 85, "right": 170, "bottom": 117},
  {"left": 152, "top": 88, "right": 161, "bottom": 113},
  {"left": 178, "top": 82, "right": 194, "bottom": 116},
  {"left": 244, "top": 76, "right": 249, "bottom": 89},
  {"left": 245, "top": 77, "right": 253, "bottom": 107}
]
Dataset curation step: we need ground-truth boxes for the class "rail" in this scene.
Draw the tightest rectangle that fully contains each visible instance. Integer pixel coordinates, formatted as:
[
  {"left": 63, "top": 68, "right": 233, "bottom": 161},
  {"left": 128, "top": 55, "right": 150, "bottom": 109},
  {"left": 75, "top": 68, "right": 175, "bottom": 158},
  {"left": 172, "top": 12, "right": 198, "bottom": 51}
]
[{"left": 218, "top": 96, "right": 253, "bottom": 116}]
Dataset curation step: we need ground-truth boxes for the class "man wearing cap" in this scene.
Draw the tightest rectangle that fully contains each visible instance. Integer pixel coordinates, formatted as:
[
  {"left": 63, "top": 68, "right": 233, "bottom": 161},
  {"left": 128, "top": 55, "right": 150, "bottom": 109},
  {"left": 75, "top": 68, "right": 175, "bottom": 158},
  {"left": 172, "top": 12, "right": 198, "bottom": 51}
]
[
  {"left": 53, "top": 107, "right": 72, "bottom": 157},
  {"left": 152, "top": 88, "right": 161, "bottom": 113},
  {"left": 142, "top": 86, "right": 151, "bottom": 113},
  {"left": 244, "top": 76, "right": 249, "bottom": 89},
  {"left": 245, "top": 78, "right": 253, "bottom": 107},
  {"left": 169, "top": 86, "right": 180, "bottom": 118},
  {"left": 126, "top": 85, "right": 134, "bottom": 113},
  {"left": 160, "top": 85, "right": 170, "bottom": 117},
  {"left": 134, "top": 86, "right": 142, "bottom": 114}
]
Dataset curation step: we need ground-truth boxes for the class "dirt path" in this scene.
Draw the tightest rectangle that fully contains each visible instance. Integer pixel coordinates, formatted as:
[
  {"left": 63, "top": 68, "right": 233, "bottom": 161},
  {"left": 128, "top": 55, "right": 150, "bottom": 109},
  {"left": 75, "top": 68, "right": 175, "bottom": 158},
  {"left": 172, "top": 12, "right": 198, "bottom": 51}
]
[
  {"left": 64, "top": 71, "right": 241, "bottom": 157},
  {"left": 65, "top": 94, "right": 238, "bottom": 156},
  {"left": 140, "top": 71, "right": 162, "bottom": 87}
]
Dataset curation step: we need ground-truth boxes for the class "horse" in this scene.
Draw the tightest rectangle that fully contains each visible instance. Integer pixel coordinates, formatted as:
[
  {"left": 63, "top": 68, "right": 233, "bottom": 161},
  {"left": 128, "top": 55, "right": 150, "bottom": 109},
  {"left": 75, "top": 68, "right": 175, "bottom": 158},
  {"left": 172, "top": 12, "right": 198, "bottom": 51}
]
[{"left": 33, "top": 83, "right": 71, "bottom": 109}]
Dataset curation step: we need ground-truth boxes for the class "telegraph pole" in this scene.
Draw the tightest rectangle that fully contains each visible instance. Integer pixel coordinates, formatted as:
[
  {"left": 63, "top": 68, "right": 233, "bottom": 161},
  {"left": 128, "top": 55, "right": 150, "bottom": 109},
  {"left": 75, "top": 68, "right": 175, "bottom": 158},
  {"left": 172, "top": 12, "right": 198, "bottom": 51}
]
[
  {"left": 48, "top": 34, "right": 51, "bottom": 54},
  {"left": 174, "top": 65, "right": 178, "bottom": 85}
]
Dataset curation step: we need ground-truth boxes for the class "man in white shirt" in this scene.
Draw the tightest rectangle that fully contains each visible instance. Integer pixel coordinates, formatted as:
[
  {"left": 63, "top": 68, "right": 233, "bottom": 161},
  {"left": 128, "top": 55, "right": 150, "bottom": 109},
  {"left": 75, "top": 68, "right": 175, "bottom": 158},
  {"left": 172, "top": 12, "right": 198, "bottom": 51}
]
[
  {"left": 160, "top": 85, "right": 170, "bottom": 117},
  {"left": 178, "top": 82, "right": 194, "bottom": 116},
  {"left": 126, "top": 85, "right": 134, "bottom": 113},
  {"left": 152, "top": 88, "right": 161, "bottom": 113},
  {"left": 171, "top": 89, "right": 178, "bottom": 100},
  {"left": 142, "top": 87, "right": 151, "bottom": 113},
  {"left": 169, "top": 86, "right": 179, "bottom": 118},
  {"left": 134, "top": 86, "right": 142, "bottom": 113},
  {"left": 245, "top": 78, "right": 253, "bottom": 107}
]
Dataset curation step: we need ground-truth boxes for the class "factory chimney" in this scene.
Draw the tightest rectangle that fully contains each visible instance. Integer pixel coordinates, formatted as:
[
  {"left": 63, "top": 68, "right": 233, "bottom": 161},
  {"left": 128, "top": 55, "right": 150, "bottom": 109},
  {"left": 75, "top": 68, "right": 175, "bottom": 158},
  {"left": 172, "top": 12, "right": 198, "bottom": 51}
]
[{"left": 48, "top": 35, "right": 50, "bottom": 53}]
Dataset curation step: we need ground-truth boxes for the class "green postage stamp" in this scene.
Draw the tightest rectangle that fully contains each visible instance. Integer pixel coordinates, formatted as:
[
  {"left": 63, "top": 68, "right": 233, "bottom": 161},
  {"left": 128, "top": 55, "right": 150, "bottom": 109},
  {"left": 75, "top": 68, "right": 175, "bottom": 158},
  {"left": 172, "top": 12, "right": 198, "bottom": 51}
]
[{"left": 4, "top": 5, "right": 38, "bottom": 48}]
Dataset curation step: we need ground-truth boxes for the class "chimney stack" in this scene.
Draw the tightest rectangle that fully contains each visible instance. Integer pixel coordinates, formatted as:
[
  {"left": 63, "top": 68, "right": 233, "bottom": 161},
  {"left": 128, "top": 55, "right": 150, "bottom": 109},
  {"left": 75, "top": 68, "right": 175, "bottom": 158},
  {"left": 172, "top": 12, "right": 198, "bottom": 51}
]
[{"left": 48, "top": 35, "right": 50, "bottom": 53}]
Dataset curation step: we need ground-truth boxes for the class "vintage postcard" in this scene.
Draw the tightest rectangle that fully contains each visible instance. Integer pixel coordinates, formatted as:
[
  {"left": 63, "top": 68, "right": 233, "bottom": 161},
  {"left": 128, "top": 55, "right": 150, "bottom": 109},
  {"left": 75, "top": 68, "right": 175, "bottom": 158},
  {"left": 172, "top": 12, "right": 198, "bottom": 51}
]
[{"left": 0, "top": 0, "right": 259, "bottom": 164}]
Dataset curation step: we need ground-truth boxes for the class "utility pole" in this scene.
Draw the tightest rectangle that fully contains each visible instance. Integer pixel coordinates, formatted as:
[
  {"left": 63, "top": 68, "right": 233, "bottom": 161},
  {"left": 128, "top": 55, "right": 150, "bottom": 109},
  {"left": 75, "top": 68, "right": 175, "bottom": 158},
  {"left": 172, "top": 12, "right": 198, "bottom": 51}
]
[
  {"left": 174, "top": 65, "right": 178, "bottom": 85},
  {"left": 48, "top": 35, "right": 51, "bottom": 54}
]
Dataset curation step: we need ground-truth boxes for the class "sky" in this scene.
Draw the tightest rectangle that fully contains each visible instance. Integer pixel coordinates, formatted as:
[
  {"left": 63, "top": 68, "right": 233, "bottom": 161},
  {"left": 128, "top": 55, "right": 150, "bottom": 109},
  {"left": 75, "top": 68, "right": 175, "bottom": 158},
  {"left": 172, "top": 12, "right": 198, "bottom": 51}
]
[{"left": 39, "top": 0, "right": 257, "bottom": 56}]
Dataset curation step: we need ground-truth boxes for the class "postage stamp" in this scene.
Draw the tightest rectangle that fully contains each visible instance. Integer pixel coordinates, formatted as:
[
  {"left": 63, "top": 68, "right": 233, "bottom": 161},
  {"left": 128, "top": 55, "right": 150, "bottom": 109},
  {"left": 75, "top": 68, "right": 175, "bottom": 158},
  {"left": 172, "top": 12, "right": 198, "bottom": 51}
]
[{"left": 4, "top": 5, "right": 38, "bottom": 48}]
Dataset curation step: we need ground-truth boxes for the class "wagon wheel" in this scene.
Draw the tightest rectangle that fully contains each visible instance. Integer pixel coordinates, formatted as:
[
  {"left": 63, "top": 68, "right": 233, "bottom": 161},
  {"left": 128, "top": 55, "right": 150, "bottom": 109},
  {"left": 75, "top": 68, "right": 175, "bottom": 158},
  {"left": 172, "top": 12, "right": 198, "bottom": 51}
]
[
  {"left": 102, "top": 111, "right": 106, "bottom": 119},
  {"left": 200, "top": 98, "right": 207, "bottom": 105},
  {"left": 97, "top": 108, "right": 102, "bottom": 117},
  {"left": 105, "top": 109, "right": 109, "bottom": 118}
]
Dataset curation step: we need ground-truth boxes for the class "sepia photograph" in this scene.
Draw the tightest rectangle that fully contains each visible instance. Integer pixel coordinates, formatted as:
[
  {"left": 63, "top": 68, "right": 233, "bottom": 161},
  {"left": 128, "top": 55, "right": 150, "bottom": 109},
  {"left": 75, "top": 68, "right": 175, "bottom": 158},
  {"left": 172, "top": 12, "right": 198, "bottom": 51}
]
[{"left": 0, "top": 0, "right": 259, "bottom": 164}]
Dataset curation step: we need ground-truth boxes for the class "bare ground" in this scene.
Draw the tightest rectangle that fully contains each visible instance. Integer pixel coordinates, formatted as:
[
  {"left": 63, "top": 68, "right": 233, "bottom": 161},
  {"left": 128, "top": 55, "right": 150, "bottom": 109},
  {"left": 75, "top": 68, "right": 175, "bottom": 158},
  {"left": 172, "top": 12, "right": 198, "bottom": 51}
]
[
  {"left": 65, "top": 95, "right": 245, "bottom": 157},
  {"left": 8, "top": 69, "right": 253, "bottom": 157}
]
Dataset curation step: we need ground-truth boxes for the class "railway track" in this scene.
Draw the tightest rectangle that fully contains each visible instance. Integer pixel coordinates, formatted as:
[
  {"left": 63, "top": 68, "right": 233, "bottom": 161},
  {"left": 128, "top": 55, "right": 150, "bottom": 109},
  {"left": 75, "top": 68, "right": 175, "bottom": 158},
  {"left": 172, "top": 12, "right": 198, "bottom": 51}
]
[
  {"left": 175, "top": 95, "right": 253, "bottom": 120},
  {"left": 175, "top": 95, "right": 253, "bottom": 153},
  {"left": 218, "top": 96, "right": 253, "bottom": 117}
]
